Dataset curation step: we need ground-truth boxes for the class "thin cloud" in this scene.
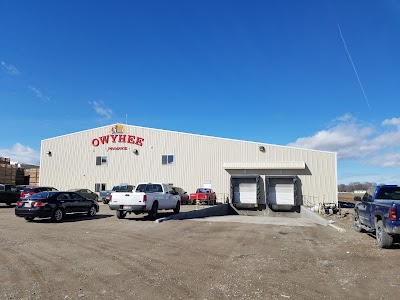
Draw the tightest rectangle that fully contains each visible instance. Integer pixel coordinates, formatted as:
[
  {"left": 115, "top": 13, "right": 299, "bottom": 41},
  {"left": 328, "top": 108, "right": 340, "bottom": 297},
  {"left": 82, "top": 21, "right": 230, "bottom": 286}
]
[
  {"left": 0, "top": 143, "right": 40, "bottom": 165},
  {"left": 366, "top": 152, "right": 400, "bottom": 168},
  {"left": 28, "top": 85, "right": 50, "bottom": 102},
  {"left": 382, "top": 117, "right": 400, "bottom": 128},
  {"left": 335, "top": 113, "right": 353, "bottom": 122},
  {"left": 90, "top": 100, "right": 113, "bottom": 119},
  {"left": 1, "top": 61, "right": 20, "bottom": 75},
  {"left": 287, "top": 114, "right": 400, "bottom": 162}
]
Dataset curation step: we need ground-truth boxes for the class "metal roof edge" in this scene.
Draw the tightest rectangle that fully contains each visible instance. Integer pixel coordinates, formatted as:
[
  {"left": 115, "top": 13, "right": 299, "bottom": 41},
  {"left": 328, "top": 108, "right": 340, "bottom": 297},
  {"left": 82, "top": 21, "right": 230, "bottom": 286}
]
[{"left": 41, "top": 123, "right": 337, "bottom": 155}]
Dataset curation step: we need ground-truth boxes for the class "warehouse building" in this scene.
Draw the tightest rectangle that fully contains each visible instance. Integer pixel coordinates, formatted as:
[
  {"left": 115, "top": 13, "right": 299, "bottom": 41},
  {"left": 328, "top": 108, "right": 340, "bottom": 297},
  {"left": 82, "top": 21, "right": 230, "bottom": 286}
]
[{"left": 40, "top": 123, "right": 337, "bottom": 210}]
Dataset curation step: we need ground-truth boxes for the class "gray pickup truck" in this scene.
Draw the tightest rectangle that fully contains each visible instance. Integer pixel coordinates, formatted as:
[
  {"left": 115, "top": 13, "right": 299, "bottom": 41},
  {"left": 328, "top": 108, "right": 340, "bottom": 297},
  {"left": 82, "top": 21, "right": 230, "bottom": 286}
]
[{"left": 100, "top": 184, "right": 135, "bottom": 204}]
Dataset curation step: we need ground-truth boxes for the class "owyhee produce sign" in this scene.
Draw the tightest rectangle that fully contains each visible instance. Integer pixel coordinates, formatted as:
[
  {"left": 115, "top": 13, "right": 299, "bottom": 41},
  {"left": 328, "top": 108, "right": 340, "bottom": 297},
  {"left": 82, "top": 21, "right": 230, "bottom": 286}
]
[{"left": 91, "top": 124, "right": 144, "bottom": 150}]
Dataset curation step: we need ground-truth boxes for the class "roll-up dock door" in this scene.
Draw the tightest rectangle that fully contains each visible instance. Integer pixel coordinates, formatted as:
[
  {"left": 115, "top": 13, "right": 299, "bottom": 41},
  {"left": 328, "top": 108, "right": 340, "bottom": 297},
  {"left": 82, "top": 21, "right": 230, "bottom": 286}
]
[
  {"left": 231, "top": 175, "right": 262, "bottom": 209},
  {"left": 266, "top": 176, "right": 299, "bottom": 210}
]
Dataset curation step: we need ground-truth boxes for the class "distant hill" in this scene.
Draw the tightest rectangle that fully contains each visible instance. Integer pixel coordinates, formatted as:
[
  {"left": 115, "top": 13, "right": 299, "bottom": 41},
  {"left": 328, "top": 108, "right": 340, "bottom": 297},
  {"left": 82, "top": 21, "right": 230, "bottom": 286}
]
[{"left": 11, "top": 162, "right": 39, "bottom": 169}]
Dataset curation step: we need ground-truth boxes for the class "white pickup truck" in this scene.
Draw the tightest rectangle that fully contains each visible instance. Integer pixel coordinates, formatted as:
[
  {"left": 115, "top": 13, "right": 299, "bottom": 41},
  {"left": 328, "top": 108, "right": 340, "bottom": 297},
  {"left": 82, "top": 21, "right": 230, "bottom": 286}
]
[{"left": 108, "top": 183, "right": 181, "bottom": 220}]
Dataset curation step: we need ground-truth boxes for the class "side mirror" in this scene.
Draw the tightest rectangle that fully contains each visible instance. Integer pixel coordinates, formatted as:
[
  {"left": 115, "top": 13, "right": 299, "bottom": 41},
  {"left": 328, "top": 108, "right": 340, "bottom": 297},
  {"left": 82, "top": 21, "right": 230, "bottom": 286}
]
[{"left": 354, "top": 196, "right": 361, "bottom": 202}]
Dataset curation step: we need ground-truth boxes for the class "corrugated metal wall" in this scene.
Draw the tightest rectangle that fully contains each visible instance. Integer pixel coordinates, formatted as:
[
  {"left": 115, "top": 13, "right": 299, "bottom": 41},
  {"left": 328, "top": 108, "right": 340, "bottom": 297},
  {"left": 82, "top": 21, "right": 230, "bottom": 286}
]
[{"left": 40, "top": 124, "right": 337, "bottom": 205}]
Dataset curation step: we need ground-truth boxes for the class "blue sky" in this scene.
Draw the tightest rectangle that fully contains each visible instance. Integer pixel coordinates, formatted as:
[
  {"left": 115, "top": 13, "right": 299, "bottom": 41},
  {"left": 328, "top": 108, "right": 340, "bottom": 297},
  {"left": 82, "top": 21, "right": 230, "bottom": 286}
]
[{"left": 1, "top": 0, "right": 400, "bottom": 185}]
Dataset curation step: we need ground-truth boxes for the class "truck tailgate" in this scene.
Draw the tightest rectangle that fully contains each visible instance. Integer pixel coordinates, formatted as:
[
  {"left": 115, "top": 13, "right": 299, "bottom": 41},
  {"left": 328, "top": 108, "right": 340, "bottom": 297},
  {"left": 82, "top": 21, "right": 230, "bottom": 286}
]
[
  {"left": 110, "top": 192, "right": 145, "bottom": 206},
  {"left": 190, "top": 193, "right": 207, "bottom": 200}
]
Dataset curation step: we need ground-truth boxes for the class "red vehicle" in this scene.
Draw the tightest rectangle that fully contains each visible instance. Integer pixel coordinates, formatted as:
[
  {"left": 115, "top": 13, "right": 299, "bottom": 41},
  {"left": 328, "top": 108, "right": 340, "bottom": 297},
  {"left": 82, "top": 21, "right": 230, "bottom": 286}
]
[
  {"left": 20, "top": 186, "right": 58, "bottom": 200},
  {"left": 189, "top": 188, "right": 217, "bottom": 205}
]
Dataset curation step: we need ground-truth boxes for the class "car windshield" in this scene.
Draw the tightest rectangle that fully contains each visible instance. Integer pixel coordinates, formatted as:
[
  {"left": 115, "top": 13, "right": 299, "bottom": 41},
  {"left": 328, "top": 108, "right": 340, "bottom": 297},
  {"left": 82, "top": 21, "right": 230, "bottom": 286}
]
[
  {"left": 197, "top": 189, "right": 210, "bottom": 193},
  {"left": 28, "top": 191, "right": 59, "bottom": 199}
]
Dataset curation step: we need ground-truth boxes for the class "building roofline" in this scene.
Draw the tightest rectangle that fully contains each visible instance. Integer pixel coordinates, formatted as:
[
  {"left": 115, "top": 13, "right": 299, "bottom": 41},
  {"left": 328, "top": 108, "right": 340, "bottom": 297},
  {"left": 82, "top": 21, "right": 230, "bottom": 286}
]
[{"left": 41, "top": 123, "right": 337, "bottom": 155}]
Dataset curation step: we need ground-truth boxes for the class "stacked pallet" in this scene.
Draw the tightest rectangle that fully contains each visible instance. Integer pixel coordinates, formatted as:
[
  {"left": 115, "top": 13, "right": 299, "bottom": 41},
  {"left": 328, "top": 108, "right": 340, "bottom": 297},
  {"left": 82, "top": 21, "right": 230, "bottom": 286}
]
[
  {"left": 0, "top": 157, "right": 17, "bottom": 184},
  {"left": 25, "top": 168, "right": 40, "bottom": 186},
  {"left": 15, "top": 168, "right": 26, "bottom": 185}
]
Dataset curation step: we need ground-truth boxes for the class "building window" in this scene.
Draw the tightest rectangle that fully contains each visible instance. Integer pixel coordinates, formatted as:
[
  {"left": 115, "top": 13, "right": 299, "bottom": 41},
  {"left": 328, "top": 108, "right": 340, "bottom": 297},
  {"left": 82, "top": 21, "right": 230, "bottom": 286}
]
[
  {"left": 95, "top": 183, "right": 106, "bottom": 192},
  {"left": 96, "top": 156, "right": 107, "bottom": 166},
  {"left": 162, "top": 155, "right": 174, "bottom": 165}
]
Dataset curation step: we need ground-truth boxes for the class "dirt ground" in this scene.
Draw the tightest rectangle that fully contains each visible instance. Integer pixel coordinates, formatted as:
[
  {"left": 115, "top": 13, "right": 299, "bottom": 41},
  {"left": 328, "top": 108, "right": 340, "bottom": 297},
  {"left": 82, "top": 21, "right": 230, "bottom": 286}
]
[{"left": 1, "top": 203, "right": 399, "bottom": 300}]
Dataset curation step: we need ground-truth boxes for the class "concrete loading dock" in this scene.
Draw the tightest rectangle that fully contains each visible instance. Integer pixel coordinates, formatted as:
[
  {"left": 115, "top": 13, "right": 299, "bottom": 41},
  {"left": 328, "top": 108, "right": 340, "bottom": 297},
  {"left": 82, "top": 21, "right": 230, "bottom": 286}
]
[{"left": 156, "top": 202, "right": 335, "bottom": 229}]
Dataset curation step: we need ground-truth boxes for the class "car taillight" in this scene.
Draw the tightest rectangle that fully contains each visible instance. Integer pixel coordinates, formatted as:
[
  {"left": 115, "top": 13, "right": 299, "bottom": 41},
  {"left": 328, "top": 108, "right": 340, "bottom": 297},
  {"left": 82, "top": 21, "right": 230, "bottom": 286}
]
[
  {"left": 16, "top": 201, "right": 22, "bottom": 207},
  {"left": 143, "top": 195, "right": 147, "bottom": 202},
  {"left": 33, "top": 202, "right": 48, "bottom": 207},
  {"left": 109, "top": 195, "right": 112, "bottom": 202},
  {"left": 389, "top": 205, "right": 397, "bottom": 221}
]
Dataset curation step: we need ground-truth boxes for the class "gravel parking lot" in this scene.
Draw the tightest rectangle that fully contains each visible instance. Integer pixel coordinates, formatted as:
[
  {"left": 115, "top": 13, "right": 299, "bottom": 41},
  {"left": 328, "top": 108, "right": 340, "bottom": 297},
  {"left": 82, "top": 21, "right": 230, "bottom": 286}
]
[{"left": 1, "top": 204, "right": 399, "bottom": 300}]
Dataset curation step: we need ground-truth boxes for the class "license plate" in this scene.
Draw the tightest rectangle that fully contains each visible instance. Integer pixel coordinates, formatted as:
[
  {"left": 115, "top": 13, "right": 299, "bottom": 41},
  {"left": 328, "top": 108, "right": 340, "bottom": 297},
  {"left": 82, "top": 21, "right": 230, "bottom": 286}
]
[
  {"left": 124, "top": 205, "right": 132, "bottom": 209},
  {"left": 24, "top": 203, "right": 31, "bottom": 208}
]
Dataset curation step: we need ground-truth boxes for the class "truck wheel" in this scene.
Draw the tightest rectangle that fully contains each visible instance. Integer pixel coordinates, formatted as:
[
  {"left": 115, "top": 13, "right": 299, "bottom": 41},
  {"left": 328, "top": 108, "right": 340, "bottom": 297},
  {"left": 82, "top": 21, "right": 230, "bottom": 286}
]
[
  {"left": 376, "top": 220, "right": 393, "bottom": 248},
  {"left": 173, "top": 201, "right": 181, "bottom": 214},
  {"left": 116, "top": 210, "right": 126, "bottom": 219},
  {"left": 148, "top": 202, "right": 158, "bottom": 220},
  {"left": 353, "top": 212, "right": 364, "bottom": 233},
  {"left": 51, "top": 208, "right": 64, "bottom": 222}
]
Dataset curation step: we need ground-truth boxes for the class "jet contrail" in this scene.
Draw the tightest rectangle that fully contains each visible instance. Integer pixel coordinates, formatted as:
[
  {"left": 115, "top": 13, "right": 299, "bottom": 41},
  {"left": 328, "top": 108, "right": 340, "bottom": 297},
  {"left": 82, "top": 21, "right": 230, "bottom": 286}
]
[{"left": 337, "top": 24, "right": 371, "bottom": 110}]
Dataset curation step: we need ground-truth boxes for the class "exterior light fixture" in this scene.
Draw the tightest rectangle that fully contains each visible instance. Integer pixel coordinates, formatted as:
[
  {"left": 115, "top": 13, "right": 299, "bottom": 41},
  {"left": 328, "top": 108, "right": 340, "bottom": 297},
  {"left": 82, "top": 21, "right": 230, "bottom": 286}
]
[
  {"left": 46, "top": 151, "right": 52, "bottom": 156},
  {"left": 259, "top": 146, "right": 265, "bottom": 152},
  {"left": 133, "top": 149, "right": 139, "bottom": 155}
]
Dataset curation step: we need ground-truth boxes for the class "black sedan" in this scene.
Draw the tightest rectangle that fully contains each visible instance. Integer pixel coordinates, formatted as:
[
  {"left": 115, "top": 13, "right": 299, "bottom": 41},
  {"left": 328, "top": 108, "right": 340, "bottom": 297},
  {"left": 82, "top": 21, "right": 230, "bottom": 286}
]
[{"left": 15, "top": 191, "right": 99, "bottom": 222}]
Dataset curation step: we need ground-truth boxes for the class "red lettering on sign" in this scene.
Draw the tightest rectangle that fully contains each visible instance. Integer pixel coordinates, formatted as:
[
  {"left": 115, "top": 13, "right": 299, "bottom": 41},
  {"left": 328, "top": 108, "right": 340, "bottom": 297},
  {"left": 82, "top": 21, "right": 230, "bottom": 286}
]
[
  {"left": 118, "top": 135, "right": 126, "bottom": 143},
  {"left": 111, "top": 135, "right": 118, "bottom": 143},
  {"left": 136, "top": 137, "right": 144, "bottom": 146},
  {"left": 108, "top": 146, "right": 127, "bottom": 150},
  {"left": 127, "top": 135, "right": 135, "bottom": 144},
  {"left": 92, "top": 139, "right": 100, "bottom": 147},
  {"left": 99, "top": 135, "right": 109, "bottom": 144},
  {"left": 92, "top": 134, "right": 144, "bottom": 147}
]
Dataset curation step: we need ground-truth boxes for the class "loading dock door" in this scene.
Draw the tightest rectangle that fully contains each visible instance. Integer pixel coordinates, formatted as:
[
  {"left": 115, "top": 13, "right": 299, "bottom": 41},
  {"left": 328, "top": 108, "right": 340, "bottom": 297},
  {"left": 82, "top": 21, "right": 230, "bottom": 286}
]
[
  {"left": 234, "top": 182, "right": 257, "bottom": 204},
  {"left": 268, "top": 183, "right": 295, "bottom": 206},
  {"left": 231, "top": 176, "right": 261, "bottom": 207}
]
